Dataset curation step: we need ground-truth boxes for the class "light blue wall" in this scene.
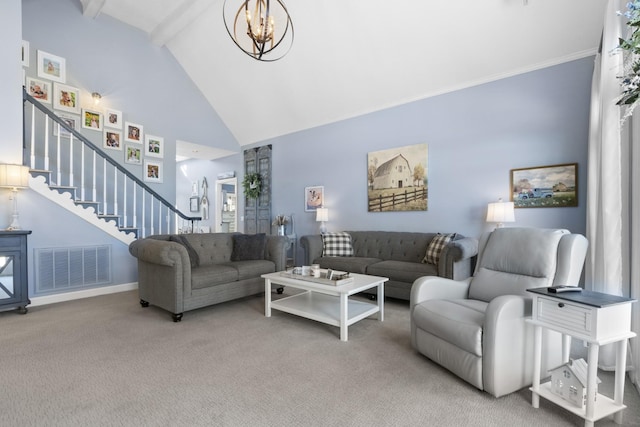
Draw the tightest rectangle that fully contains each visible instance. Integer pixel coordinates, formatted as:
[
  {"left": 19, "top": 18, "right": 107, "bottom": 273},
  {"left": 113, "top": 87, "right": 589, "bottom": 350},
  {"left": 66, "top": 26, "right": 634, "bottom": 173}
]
[
  {"left": 241, "top": 57, "right": 593, "bottom": 260},
  {"left": 18, "top": 0, "right": 238, "bottom": 296}
]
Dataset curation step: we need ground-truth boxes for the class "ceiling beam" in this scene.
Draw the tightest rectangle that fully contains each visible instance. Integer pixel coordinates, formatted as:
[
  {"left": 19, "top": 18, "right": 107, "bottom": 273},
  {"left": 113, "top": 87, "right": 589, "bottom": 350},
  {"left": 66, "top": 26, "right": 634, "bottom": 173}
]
[
  {"left": 80, "top": 0, "right": 106, "bottom": 19},
  {"left": 150, "top": 0, "right": 216, "bottom": 47}
]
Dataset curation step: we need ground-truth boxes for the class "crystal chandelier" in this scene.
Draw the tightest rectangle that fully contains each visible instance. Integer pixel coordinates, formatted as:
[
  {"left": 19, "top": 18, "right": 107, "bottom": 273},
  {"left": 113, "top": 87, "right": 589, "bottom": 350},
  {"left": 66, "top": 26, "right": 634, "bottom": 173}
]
[{"left": 223, "top": 0, "right": 294, "bottom": 62}]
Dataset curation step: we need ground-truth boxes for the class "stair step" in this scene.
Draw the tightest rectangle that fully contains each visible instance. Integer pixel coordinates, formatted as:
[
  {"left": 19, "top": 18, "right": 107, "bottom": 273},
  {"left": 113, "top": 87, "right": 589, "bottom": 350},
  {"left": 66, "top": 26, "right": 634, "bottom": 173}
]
[
  {"left": 119, "top": 227, "right": 138, "bottom": 238},
  {"left": 75, "top": 200, "right": 100, "bottom": 210},
  {"left": 30, "top": 169, "right": 52, "bottom": 184},
  {"left": 49, "top": 185, "right": 77, "bottom": 199}
]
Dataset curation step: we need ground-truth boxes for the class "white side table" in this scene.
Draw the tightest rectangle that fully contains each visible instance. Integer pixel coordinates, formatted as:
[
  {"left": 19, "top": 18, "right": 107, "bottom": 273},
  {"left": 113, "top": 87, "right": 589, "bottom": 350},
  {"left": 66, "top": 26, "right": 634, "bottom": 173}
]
[{"left": 527, "top": 287, "right": 636, "bottom": 427}]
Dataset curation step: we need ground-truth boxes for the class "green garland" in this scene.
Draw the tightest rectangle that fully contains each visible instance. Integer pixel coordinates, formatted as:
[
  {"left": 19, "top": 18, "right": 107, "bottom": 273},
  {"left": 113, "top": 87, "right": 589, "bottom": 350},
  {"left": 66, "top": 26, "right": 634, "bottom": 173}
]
[{"left": 242, "top": 173, "right": 262, "bottom": 199}]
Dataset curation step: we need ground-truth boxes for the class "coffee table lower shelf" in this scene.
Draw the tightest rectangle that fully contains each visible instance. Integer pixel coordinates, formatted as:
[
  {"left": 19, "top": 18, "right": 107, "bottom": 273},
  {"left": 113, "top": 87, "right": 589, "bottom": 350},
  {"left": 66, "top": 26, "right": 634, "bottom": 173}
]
[{"left": 270, "top": 291, "right": 379, "bottom": 328}]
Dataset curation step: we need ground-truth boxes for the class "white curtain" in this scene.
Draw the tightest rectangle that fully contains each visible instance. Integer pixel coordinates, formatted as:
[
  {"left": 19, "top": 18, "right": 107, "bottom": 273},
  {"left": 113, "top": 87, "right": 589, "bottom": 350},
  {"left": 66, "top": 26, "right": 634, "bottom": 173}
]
[
  {"left": 630, "top": 110, "right": 640, "bottom": 393},
  {"left": 585, "top": 0, "right": 628, "bottom": 370}
]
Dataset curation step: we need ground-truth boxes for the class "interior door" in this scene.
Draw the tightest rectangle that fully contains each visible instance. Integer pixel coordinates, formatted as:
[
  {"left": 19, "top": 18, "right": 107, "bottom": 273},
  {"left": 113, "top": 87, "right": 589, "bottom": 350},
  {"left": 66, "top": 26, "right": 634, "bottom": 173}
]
[{"left": 215, "top": 178, "right": 237, "bottom": 232}]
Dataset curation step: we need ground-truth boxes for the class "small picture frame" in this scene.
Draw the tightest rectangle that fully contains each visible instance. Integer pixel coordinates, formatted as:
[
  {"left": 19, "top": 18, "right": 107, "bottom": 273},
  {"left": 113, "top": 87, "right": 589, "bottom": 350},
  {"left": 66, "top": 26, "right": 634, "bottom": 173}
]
[
  {"left": 104, "top": 109, "right": 123, "bottom": 129},
  {"left": 125, "top": 121, "right": 143, "bottom": 143},
  {"left": 144, "top": 160, "right": 163, "bottom": 183},
  {"left": 22, "top": 40, "right": 29, "bottom": 67},
  {"left": 37, "top": 50, "right": 66, "bottom": 83},
  {"left": 104, "top": 129, "right": 122, "bottom": 150},
  {"left": 190, "top": 196, "right": 200, "bottom": 212},
  {"left": 53, "top": 113, "right": 79, "bottom": 138},
  {"left": 305, "top": 186, "right": 324, "bottom": 212},
  {"left": 510, "top": 163, "right": 578, "bottom": 208},
  {"left": 27, "top": 77, "right": 51, "bottom": 104},
  {"left": 145, "top": 134, "right": 164, "bottom": 158},
  {"left": 125, "top": 145, "right": 142, "bottom": 165},
  {"left": 81, "top": 108, "right": 103, "bottom": 131},
  {"left": 52, "top": 82, "right": 81, "bottom": 114}
]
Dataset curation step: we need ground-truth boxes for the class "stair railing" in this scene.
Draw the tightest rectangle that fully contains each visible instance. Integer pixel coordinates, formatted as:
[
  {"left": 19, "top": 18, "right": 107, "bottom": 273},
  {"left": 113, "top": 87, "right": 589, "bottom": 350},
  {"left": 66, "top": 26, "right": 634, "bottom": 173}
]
[{"left": 23, "top": 89, "right": 201, "bottom": 238}]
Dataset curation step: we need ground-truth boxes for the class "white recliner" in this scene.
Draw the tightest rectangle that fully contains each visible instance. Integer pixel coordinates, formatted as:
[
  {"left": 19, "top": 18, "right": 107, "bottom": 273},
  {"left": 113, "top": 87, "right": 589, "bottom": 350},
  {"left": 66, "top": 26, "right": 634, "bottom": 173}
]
[{"left": 410, "top": 227, "right": 588, "bottom": 397}]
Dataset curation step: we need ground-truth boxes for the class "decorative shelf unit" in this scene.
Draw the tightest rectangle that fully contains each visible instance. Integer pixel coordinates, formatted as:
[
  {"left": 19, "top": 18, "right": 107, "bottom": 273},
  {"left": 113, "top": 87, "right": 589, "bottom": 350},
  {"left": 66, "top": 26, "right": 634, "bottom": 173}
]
[
  {"left": 0, "top": 230, "right": 32, "bottom": 314},
  {"left": 527, "top": 287, "right": 636, "bottom": 427}
]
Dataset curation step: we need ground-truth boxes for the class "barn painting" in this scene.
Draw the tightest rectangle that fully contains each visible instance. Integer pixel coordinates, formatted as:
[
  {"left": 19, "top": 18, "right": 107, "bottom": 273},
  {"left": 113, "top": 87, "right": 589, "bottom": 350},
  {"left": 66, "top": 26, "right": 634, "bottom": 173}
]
[{"left": 367, "top": 143, "right": 428, "bottom": 212}]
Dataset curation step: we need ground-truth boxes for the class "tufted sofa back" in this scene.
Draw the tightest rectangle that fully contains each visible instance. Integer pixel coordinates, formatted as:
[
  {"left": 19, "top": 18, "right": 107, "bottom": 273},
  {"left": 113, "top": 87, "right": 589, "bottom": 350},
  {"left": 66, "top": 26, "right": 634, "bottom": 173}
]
[{"left": 346, "top": 231, "right": 459, "bottom": 263}]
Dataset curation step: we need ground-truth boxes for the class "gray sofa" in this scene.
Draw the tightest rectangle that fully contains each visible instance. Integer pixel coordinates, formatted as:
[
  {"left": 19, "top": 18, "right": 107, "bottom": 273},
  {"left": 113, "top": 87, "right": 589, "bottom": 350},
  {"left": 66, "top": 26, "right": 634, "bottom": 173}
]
[
  {"left": 129, "top": 232, "right": 287, "bottom": 321},
  {"left": 300, "top": 231, "right": 478, "bottom": 300}
]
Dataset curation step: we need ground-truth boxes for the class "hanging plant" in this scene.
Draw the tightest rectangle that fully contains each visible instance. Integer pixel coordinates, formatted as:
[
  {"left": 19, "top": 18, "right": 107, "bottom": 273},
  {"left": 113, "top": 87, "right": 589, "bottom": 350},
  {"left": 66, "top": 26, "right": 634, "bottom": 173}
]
[{"left": 242, "top": 173, "right": 262, "bottom": 199}]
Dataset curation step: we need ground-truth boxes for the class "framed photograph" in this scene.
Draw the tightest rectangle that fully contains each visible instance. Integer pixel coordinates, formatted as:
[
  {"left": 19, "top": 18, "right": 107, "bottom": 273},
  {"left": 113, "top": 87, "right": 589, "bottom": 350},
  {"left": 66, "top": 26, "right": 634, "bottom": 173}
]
[
  {"left": 81, "top": 108, "right": 103, "bottom": 131},
  {"left": 22, "top": 40, "right": 29, "bottom": 67},
  {"left": 52, "top": 82, "right": 80, "bottom": 114},
  {"left": 125, "top": 145, "right": 142, "bottom": 165},
  {"left": 26, "top": 77, "right": 51, "bottom": 104},
  {"left": 145, "top": 134, "right": 164, "bottom": 158},
  {"left": 103, "top": 129, "right": 122, "bottom": 150},
  {"left": 37, "top": 50, "right": 66, "bottom": 83},
  {"left": 105, "top": 109, "right": 123, "bottom": 129},
  {"left": 190, "top": 196, "right": 200, "bottom": 212},
  {"left": 510, "top": 163, "right": 578, "bottom": 208},
  {"left": 367, "top": 143, "right": 428, "bottom": 212},
  {"left": 53, "top": 113, "right": 79, "bottom": 138},
  {"left": 125, "top": 122, "right": 143, "bottom": 143},
  {"left": 305, "top": 186, "right": 324, "bottom": 212},
  {"left": 144, "top": 160, "right": 163, "bottom": 183}
]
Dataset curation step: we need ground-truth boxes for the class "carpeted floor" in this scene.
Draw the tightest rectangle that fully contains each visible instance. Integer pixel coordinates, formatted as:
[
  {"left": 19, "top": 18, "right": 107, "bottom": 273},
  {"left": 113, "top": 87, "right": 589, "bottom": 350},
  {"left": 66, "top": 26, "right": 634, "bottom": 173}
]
[{"left": 1, "top": 289, "right": 638, "bottom": 426}]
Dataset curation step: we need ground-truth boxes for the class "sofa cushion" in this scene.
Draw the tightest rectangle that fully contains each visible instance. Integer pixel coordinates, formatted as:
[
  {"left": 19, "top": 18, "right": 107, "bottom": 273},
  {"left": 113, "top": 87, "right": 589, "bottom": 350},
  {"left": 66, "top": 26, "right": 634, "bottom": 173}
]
[
  {"left": 423, "top": 233, "right": 456, "bottom": 265},
  {"left": 366, "top": 260, "right": 437, "bottom": 283},
  {"left": 321, "top": 232, "right": 354, "bottom": 257},
  {"left": 169, "top": 235, "right": 200, "bottom": 267},
  {"left": 412, "top": 299, "right": 488, "bottom": 356},
  {"left": 223, "top": 260, "right": 276, "bottom": 280},
  {"left": 315, "top": 256, "right": 381, "bottom": 274},
  {"left": 191, "top": 264, "right": 239, "bottom": 289},
  {"left": 231, "top": 233, "right": 267, "bottom": 261}
]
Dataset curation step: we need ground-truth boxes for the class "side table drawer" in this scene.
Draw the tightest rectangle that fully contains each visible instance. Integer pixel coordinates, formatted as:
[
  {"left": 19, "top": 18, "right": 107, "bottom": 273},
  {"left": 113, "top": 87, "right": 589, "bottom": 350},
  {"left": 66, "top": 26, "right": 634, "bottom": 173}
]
[{"left": 536, "top": 296, "right": 592, "bottom": 335}]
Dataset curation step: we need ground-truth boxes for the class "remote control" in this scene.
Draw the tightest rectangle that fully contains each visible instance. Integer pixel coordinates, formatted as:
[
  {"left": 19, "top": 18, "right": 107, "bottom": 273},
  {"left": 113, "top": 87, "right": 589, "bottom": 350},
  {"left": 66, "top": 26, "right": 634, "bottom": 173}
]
[{"left": 547, "top": 286, "right": 582, "bottom": 293}]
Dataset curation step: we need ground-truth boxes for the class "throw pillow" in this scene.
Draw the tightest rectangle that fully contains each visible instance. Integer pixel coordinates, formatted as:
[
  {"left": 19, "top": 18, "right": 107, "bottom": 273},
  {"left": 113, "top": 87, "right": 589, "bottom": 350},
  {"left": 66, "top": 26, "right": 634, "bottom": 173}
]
[
  {"left": 231, "top": 233, "right": 267, "bottom": 261},
  {"left": 169, "top": 235, "right": 200, "bottom": 268},
  {"left": 422, "top": 233, "right": 456, "bottom": 265},
  {"left": 321, "top": 232, "right": 354, "bottom": 257}
]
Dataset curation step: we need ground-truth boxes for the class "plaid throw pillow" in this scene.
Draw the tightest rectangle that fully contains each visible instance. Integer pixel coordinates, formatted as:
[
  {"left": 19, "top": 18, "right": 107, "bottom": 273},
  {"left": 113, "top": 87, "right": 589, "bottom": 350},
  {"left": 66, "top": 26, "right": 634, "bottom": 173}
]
[
  {"left": 321, "top": 232, "right": 354, "bottom": 257},
  {"left": 422, "top": 233, "right": 456, "bottom": 265}
]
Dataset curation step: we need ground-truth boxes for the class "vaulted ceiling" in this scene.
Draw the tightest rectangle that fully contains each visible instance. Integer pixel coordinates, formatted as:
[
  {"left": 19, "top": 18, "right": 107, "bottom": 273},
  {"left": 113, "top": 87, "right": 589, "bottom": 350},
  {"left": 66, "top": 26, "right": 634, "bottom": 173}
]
[{"left": 80, "top": 0, "right": 607, "bottom": 159}]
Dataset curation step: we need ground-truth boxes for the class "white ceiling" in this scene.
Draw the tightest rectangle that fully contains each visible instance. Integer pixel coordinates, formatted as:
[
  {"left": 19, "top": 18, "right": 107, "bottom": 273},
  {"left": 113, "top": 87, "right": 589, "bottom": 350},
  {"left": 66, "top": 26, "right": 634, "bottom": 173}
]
[{"left": 81, "top": 0, "right": 607, "bottom": 159}]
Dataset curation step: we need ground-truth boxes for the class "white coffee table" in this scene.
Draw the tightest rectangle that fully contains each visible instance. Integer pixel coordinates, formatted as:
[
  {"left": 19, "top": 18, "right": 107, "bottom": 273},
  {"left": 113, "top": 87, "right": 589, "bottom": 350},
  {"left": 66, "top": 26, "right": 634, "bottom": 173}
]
[{"left": 262, "top": 271, "right": 388, "bottom": 341}]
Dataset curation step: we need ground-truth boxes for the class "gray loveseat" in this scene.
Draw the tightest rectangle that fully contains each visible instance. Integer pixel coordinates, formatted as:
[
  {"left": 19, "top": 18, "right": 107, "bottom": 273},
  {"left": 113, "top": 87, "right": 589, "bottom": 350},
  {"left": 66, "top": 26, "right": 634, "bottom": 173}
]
[
  {"left": 129, "top": 232, "right": 287, "bottom": 321},
  {"left": 300, "top": 231, "right": 478, "bottom": 300}
]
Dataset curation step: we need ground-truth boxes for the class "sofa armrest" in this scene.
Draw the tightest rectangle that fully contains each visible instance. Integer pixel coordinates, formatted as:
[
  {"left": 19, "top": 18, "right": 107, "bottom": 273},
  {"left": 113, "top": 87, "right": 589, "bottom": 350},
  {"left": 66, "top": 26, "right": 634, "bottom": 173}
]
[
  {"left": 410, "top": 276, "right": 471, "bottom": 312},
  {"left": 438, "top": 236, "right": 478, "bottom": 279},
  {"left": 129, "top": 238, "right": 190, "bottom": 269},
  {"left": 300, "top": 235, "right": 323, "bottom": 265},
  {"left": 265, "top": 235, "right": 288, "bottom": 271}
]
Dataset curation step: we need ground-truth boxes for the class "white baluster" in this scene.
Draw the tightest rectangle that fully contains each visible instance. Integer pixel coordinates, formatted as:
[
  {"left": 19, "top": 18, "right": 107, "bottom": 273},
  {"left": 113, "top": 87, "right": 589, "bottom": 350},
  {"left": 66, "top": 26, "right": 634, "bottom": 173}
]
[
  {"left": 123, "top": 175, "right": 127, "bottom": 228},
  {"left": 80, "top": 142, "right": 85, "bottom": 201},
  {"left": 142, "top": 188, "right": 146, "bottom": 237},
  {"left": 92, "top": 151, "right": 97, "bottom": 203},
  {"left": 113, "top": 167, "right": 118, "bottom": 220},
  {"left": 56, "top": 124, "right": 61, "bottom": 185},
  {"left": 44, "top": 117, "right": 49, "bottom": 171},
  {"left": 132, "top": 185, "right": 137, "bottom": 230},
  {"left": 30, "top": 104, "right": 35, "bottom": 169},
  {"left": 103, "top": 159, "right": 107, "bottom": 214},
  {"left": 69, "top": 134, "right": 74, "bottom": 190},
  {"left": 150, "top": 196, "right": 154, "bottom": 235}
]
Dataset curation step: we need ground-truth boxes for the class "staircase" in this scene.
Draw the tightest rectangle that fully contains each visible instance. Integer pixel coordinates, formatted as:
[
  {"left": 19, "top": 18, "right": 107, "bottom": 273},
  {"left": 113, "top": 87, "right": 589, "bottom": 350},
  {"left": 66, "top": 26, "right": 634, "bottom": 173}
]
[{"left": 23, "top": 89, "right": 200, "bottom": 243}]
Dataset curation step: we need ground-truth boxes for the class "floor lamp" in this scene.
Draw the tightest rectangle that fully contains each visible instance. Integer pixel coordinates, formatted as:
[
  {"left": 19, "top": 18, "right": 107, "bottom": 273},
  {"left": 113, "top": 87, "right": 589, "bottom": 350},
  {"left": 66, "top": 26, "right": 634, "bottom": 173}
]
[{"left": 0, "top": 164, "right": 30, "bottom": 230}]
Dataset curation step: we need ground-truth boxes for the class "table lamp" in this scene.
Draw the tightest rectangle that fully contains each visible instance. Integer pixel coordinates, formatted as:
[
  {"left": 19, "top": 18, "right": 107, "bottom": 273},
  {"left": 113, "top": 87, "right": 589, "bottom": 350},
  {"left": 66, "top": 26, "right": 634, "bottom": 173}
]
[
  {"left": 316, "top": 207, "right": 328, "bottom": 234},
  {"left": 486, "top": 198, "right": 515, "bottom": 229},
  {"left": 0, "top": 164, "right": 30, "bottom": 230}
]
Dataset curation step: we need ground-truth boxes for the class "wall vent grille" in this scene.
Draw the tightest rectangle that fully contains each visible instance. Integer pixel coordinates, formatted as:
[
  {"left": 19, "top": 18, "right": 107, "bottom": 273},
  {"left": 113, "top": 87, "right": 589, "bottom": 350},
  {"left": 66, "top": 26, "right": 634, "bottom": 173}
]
[{"left": 35, "top": 245, "right": 111, "bottom": 294}]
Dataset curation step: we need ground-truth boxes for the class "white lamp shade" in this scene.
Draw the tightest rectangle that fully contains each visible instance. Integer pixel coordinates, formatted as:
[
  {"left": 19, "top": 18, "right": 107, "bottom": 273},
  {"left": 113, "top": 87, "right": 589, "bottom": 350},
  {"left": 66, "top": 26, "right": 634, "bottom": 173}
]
[
  {"left": 0, "top": 164, "right": 30, "bottom": 189},
  {"left": 316, "top": 207, "right": 329, "bottom": 222},
  {"left": 486, "top": 200, "right": 515, "bottom": 223}
]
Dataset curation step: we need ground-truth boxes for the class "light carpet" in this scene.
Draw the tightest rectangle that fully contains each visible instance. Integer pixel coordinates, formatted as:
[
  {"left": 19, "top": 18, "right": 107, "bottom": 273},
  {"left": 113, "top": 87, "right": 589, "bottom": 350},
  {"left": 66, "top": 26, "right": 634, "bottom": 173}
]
[{"left": 1, "top": 289, "right": 638, "bottom": 426}]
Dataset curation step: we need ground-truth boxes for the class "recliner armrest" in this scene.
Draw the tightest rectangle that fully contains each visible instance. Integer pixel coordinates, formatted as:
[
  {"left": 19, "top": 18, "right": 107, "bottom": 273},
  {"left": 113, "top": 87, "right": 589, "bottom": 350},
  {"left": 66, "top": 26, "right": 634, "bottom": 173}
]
[
  {"left": 438, "top": 236, "right": 478, "bottom": 278},
  {"left": 410, "top": 276, "right": 471, "bottom": 311}
]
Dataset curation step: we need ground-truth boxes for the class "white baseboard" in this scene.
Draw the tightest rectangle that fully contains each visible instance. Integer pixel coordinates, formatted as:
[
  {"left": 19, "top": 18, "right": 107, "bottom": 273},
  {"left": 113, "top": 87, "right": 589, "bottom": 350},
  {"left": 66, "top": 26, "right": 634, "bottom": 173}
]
[{"left": 30, "top": 283, "right": 138, "bottom": 307}]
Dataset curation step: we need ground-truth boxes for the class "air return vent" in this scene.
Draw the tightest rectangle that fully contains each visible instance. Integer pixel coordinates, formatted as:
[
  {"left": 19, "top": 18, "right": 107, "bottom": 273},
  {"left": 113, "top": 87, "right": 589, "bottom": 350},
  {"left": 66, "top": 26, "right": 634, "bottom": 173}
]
[{"left": 35, "top": 245, "right": 111, "bottom": 294}]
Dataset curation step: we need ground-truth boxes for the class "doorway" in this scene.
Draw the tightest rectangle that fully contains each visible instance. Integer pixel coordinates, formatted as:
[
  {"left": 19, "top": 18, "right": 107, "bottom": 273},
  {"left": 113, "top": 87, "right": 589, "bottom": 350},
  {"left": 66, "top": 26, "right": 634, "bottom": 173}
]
[{"left": 215, "top": 178, "right": 238, "bottom": 232}]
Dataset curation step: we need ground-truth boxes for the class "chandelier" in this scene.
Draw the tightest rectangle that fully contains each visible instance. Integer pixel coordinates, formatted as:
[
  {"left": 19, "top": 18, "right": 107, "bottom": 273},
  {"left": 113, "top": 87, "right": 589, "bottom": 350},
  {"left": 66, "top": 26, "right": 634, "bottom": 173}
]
[{"left": 223, "top": 0, "right": 294, "bottom": 62}]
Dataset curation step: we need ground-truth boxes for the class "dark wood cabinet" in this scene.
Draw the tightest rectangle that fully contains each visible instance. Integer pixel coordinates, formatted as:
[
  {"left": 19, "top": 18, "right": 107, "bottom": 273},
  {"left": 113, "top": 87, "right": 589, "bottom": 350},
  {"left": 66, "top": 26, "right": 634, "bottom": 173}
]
[{"left": 0, "top": 230, "right": 32, "bottom": 314}]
